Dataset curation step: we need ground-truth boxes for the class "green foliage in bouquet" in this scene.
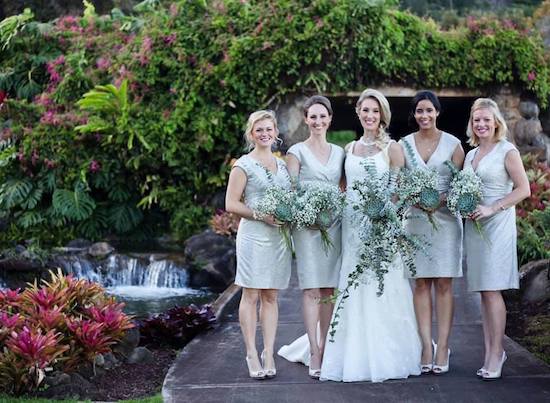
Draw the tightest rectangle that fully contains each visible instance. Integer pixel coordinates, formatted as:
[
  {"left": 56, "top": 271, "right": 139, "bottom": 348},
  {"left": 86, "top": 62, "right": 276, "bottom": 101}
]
[{"left": 0, "top": 0, "right": 549, "bottom": 245}]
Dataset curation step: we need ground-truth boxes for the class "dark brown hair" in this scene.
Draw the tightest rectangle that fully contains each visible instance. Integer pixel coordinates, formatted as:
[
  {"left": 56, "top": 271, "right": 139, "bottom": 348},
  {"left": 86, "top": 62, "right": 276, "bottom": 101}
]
[{"left": 303, "top": 95, "right": 333, "bottom": 117}]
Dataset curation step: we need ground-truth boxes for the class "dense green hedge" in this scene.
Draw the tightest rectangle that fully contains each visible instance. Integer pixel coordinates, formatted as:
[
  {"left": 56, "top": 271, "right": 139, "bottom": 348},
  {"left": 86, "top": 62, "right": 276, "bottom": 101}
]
[{"left": 0, "top": 0, "right": 548, "bottom": 244}]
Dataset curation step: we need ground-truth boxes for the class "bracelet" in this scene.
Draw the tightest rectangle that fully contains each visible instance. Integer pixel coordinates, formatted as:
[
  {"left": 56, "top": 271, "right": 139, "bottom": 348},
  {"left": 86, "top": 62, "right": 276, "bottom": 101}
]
[{"left": 499, "top": 203, "right": 506, "bottom": 211}]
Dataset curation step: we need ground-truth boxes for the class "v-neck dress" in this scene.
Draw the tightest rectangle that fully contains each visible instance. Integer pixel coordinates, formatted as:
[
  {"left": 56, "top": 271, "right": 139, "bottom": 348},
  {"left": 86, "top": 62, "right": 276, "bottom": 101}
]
[
  {"left": 464, "top": 140, "right": 519, "bottom": 292},
  {"left": 233, "top": 154, "right": 292, "bottom": 289},
  {"left": 287, "top": 142, "right": 345, "bottom": 289},
  {"left": 399, "top": 132, "right": 463, "bottom": 278}
]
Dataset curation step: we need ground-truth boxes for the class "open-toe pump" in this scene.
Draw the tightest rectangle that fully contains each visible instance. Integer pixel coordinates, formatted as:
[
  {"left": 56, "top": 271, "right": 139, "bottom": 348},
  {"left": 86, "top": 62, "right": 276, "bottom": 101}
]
[
  {"left": 261, "top": 350, "right": 276, "bottom": 378},
  {"left": 245, "top": 356, "right": 266, "bottom": 380}
]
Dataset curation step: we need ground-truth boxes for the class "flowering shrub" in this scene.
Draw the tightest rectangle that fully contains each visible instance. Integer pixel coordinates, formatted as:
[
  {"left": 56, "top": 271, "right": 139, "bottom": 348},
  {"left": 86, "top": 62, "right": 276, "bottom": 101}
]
[
  {"left": 516, "top": 154, "right": 549, "bottom": 266},
  {"left": 209, "top": 209, "right": 240, "bottom": 237},
  {"left": 0, "top": 1, "right": 549, "bottom": 245},
  {"left": 138, "top": 304, "right": 215, "bottom": 348},
  {"left": 0, "top": 269, "right": 133, "bottom": 395}
]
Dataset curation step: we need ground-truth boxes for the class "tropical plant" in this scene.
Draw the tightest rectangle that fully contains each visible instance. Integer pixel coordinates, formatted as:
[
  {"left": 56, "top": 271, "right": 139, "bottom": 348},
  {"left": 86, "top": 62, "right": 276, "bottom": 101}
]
[{"left": 0, "top": 270, "right": 134, "bottom": 395}]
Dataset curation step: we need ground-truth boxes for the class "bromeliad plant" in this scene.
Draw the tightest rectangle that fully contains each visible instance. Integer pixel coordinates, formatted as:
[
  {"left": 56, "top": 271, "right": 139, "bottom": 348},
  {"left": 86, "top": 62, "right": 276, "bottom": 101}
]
[{"left": 0, "top": 269, "right": 134, "bottom": 395}]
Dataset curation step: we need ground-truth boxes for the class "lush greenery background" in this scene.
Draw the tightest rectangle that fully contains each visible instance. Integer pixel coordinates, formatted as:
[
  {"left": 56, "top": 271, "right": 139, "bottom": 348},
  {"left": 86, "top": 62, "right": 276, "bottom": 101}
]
[{"left": 0, "top": 0, "right": 549, "bottom": 245}]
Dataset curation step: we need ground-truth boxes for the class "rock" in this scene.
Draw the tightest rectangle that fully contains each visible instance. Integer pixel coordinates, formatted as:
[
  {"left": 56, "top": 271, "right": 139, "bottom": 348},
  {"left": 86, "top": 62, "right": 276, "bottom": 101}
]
[
  {"left": 66, "top": 239, "right": 93, "bottom": 249},
  {"left": 44, "top": 372, "right": 71, "bottom": 387},
  {"left": 39, "top": 372, "right": 99, "bottom": 400},
  {"left": 513, "top": 100, "right": 549, "bottom": 162},
  {"left": 102, "top": 352, "right": 119, "bottom": 370},
  {"left": 274, "top": 95, "right": 309, "bottom": 152},
  {"left": 127, "top": 346, "right": 153, "bottom": 364},
  {"left": 94, "top": 354, "right": 105, "bottom": 367},
  {"left": 87, "top": 242, "right": 115, "bottom": 258},
  {"left": 185, "top": 230, "right": 236, "bottom": 291},
  {"left": 113, "top": 327, "right": 140, "bottom": 358},
  {"left": 520, "top": 259, "right": 550, "bottom": 305}
]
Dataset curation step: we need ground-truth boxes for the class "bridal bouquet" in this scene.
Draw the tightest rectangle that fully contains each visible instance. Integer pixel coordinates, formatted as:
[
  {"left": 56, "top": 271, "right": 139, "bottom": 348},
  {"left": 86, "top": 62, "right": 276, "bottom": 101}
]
[
  {"left": 329, "top": 161, "right": 426, "bottom": 342},
  {"left": 445, "top": 161, "right": 485, "bottom": 239},
  {"left": 253, "top": 185, "right": 295, "bottom": 252},
  {"left": 293, "top": 181, "right": 346, "bottom": 252}
]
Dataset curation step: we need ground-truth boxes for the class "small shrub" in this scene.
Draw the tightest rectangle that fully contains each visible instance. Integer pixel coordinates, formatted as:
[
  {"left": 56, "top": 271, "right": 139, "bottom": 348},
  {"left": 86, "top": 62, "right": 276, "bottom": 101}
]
[
  {"left": 0, "top": 269, "right": 134, "bottom": 395},
  {"left": 209, "top": 209, "right": 240, "bottom": 237},
  {"left": 138, "top": 304, "right": 215, "bottom": 348}
]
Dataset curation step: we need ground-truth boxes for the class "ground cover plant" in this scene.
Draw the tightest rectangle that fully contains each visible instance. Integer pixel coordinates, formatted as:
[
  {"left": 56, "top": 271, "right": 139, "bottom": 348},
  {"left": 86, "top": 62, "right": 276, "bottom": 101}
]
[{"left": 0, "top": 0, "right": 548, "bottom": 246}]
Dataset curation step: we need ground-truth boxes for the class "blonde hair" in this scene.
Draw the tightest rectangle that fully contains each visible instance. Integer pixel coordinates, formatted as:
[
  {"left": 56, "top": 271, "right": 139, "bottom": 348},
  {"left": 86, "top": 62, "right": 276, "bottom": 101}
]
[
  {"left": 243, "top": 110, "right": 279, "bottom": 150},
  {"left": 355, "top": 88, "right": 391, "bottom": 147},
  {"left": 466, "top": 98, "right": 508, "bottom": 147}
]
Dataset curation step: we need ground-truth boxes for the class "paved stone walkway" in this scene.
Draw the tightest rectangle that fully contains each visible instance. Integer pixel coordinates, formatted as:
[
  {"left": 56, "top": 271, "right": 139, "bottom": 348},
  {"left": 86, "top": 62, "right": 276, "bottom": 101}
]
[{"left": 163, "top": 268, "right": 550, "bottom": 403}]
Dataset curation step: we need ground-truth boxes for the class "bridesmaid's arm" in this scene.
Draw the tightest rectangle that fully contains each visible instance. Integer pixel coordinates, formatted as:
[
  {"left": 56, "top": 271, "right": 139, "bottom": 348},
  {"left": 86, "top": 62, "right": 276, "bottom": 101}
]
[
  {"left": 388, "top": 142, "right": 405, "bottom": 169},
  {"left": 285, "top": 153, "right": 301, "bottom": 183},
  {"left": 225, "top": 167, "right": 254, "bottom": 219},
  {"left": 451, "top": 144, "right": 465, "bottom": 169},
  {"left": 475, "top": 150, "right": 530, "bottom": 219},
  {"left": 225, "top": 167, "right": 282, "bottom": 226}
]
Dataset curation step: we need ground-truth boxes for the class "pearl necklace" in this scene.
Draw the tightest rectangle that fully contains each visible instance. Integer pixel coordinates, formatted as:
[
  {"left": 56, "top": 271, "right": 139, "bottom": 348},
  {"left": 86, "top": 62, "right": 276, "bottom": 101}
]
[{"left": 358, "top": 137, "right": 377, "bottom": 147}]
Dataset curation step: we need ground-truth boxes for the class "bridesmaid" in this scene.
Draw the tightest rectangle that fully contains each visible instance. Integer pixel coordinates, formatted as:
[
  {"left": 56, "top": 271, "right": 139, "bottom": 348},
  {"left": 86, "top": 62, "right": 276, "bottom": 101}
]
[
  {"left": 399, "top": 90, "right": 464, "bottom": 375},
  {"left": 464, "top": 98, "right": 530, "bottom": 380},
  {"left": 285, "top": 95, "right": 345, "bottom": 377},
  {"left": 226, "top": 110, "right": 293, "bottom": 379}
]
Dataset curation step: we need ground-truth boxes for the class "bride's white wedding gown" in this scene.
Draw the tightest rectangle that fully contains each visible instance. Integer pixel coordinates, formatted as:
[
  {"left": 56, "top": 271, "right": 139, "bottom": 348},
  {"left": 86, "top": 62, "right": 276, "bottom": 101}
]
[{"left": 278, "top": 141, "right": 421, "bottom": 382}]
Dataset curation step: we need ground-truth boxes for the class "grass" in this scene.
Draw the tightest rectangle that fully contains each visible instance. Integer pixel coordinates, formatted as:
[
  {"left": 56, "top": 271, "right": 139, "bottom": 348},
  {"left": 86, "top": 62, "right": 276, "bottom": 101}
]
[
  {"left": 521, "top": 314, "right": 550, "bottom": 365},
  {"left": 0, "top": 393, "right": 162, "bottom": 403}
]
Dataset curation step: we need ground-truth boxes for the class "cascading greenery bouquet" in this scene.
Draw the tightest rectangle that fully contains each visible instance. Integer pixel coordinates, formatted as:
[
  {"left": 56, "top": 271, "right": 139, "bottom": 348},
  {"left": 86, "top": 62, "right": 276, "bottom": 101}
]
[
  {"left": 328, "top": 160, "right": 427, "bottom": 342},
  {"left": 253, "top": 185, "right": 295, "bottom": 252},
  {"left": 293, "top": 181, "right": 346, "bottom": 252},
  {"left": 445, "top": 161, "right": 486, "bottom": 239}
]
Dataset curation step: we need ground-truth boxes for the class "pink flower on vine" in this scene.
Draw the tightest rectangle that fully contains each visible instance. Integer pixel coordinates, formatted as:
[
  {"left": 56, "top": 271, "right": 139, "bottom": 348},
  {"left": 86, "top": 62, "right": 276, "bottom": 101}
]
[
  {"left": 89, "top": 160, "right": 101, "bottom": 173},
  {"left": 163, "top": 33, "right": 177, "bottom": 45},
  {"left": 97, "top": 57, "right": 111, "bottom": 70},
  {"left": 169, "top": 3, "right": 179, "bottom": 17},
  {"left": 528, "top": 71, "right": 536, "bottom": 81}
]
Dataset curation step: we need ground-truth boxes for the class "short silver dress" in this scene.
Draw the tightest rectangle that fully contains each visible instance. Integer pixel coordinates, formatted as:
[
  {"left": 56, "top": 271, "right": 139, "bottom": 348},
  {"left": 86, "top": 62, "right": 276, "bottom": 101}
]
[
  {"left": 233, "top": 154, "right": 292, "bottom": 289},
  {"left": 464, "top": 140, "right": 519, "bottom": 292},
  {"left": 287, "top": 142, "right": 345, "bottom": 289},
  {"left": 400, "top": 132, "right": 463, "bottom": 278}
]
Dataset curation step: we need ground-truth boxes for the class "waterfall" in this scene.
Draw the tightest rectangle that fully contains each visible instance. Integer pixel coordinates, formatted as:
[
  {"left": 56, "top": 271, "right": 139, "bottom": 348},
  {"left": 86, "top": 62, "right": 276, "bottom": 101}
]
[{"left": 56, "top": 253, "right": 198, "bottom": 298}]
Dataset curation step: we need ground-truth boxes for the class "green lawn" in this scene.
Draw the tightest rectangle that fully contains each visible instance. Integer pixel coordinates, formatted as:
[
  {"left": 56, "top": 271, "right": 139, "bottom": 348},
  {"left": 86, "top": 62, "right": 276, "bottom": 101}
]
[{"left": 0, "top": 393, "right": 162, "bottom": 403}]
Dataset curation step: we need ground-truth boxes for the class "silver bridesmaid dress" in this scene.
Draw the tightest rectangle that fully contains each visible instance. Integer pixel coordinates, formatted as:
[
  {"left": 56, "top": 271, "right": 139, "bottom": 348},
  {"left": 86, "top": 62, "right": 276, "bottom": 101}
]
[
  {"left": 233, "top": 154, "right": 292, "bottom": 289},
  {"left": 464, "top": 140, "right": 519, "bottom": 292},
  {"left": 287, "top": 142, "right": 345, "bottom": 289},
  {"left": 400, "top": 132, "right": 463, "bottom": 278}
]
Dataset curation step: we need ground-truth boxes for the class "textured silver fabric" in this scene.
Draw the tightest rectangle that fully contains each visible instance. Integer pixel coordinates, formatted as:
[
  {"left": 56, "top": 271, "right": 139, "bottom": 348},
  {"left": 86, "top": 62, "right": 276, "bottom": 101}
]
[
  {"left": 400, "top": 132, "right": 463, "bottom": 278},
  {"left": 233, "top": 154, "right": 292, "bottom": 289},
  {"left": 464, "top": 140, "right": 519, "bottom": 292},
  {"left": 287, "top": 142, "right": 345, "bottom": 289}
]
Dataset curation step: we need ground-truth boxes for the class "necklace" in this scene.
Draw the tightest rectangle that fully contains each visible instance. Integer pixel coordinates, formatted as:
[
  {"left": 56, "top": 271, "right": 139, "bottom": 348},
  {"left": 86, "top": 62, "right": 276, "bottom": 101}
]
[{"left": 358, "top": 136, "right": 377, "bottom": 147}]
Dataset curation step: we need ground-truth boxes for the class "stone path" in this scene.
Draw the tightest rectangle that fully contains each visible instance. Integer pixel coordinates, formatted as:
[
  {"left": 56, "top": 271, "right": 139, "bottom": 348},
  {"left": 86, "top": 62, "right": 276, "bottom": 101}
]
[{"left": 163, "top": 269, "right": 550, "bottom": 403}]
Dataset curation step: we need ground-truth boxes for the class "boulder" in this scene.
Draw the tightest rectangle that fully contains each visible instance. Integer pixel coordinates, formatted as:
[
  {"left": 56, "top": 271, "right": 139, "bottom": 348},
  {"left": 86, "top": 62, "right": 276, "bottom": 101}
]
[
  {"left": 113, "top": 327, "right": 140, "bottom": 358},
  {"left": 66, "top": 239, "right": 93, "bottom": 249},
  {"left": 87, "top": 242, "right": 115, "bottom": 258},
  {"left": 39, "top": 372, "right": 99, "bottom": 400},
  {"left": 185, "top": 230, "right": 236, "bottom": 291},
  {"left": 520, "top": 259, "right": 550, "bottom": 305},
  {"left": 44, "top": 371, "right": 71, "bottom": 387},
  {"left": 274, "top": 95, "right": 309, "bottom": 152},
  {"left": 102, "top": 352, "right": 120, "bottom": 370},
  {"left": 127, "top": 346, "right": 153, "bottom": 364}
]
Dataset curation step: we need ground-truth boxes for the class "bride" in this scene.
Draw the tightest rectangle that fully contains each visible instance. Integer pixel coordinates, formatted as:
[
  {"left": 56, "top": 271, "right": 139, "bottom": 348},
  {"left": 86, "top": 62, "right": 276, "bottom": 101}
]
[{"left": 279, "top": 89, "right": 421, "bottom": 382}]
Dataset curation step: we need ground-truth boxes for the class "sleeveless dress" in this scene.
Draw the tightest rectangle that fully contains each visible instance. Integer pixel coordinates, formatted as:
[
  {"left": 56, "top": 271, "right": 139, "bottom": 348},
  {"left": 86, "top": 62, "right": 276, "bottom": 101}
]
[
  {"left": 464, "top": 140, "right": 519, "bottom": 292},
  {"left": 399, "top": 132, "right": 463, "bottom": 278},
  {"left": 233, "top": 154, "right": 292, "bottom": 289},
  {"left": 279, "top": 142, "right": 421, "bottom": 382},
  {"left": 287, "top": 142, "right": 345, "bottom": 289}
]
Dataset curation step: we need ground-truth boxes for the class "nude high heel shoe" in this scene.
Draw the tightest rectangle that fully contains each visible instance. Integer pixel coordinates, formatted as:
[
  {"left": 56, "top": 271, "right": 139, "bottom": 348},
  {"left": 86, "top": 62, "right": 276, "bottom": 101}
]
[
  {"left": 246, "top": 356, "right": 266, "bottom": 380},
  {"left": 482, "top": 351, "right": 507, "bottom": 381},
  {"left": 433, "top": 344, "right": 451, "bottom": 375},
  {"left": 421, "top": 340, "right": 436, "bottom": 374},
  {"left": 261, "top": 350, "right": 276, "bottom": 378}
]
